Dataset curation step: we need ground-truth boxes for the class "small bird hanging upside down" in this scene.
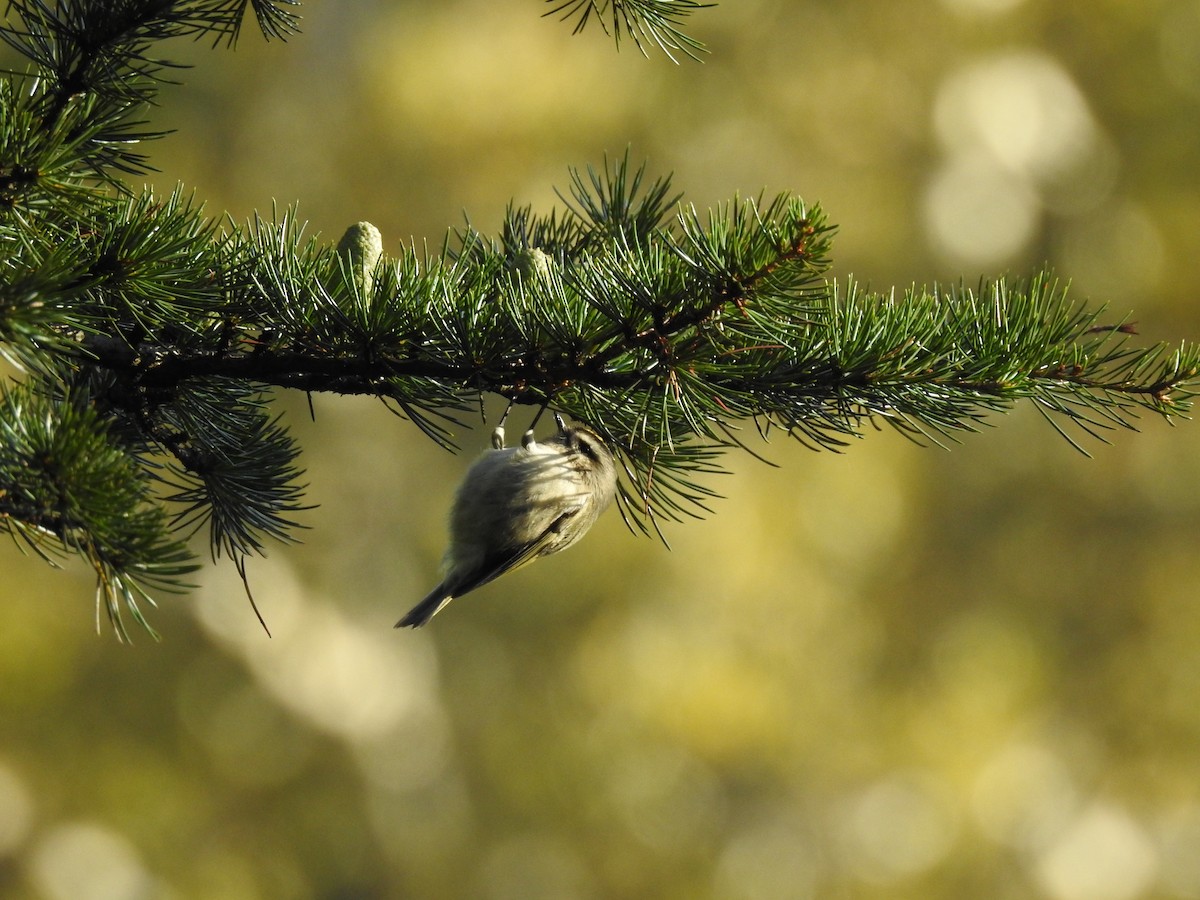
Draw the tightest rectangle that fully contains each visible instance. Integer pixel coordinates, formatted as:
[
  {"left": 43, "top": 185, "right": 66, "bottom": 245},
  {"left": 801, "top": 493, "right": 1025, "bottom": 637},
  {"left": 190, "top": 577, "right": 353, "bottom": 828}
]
[{"left": 396, "top": 414, "right": 617, "bottom": 628}]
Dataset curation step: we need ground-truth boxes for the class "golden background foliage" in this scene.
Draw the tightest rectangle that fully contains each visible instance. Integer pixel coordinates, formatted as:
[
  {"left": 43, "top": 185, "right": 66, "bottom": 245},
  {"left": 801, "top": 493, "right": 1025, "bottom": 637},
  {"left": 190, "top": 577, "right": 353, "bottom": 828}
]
[{"left": 3, "top": 1, "right": 1200, "bottom": 897}]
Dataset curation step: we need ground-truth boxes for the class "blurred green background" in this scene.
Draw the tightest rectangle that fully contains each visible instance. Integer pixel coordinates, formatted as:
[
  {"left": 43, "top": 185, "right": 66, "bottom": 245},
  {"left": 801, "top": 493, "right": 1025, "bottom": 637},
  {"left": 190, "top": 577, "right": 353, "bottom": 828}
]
[{"left": 4, "top": 0, "right": 1200, "bottom": 897}]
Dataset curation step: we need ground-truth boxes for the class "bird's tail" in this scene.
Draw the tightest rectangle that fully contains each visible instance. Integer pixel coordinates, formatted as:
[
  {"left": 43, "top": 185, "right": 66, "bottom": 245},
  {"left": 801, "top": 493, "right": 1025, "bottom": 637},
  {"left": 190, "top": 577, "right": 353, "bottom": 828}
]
[{"left": 395, "top": 586, "right": 453, "bottom": 628}]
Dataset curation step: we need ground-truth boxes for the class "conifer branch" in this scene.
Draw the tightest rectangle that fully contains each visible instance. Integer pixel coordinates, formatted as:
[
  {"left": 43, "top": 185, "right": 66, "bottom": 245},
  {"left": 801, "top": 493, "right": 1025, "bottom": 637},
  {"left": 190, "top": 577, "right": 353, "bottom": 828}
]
[
  {"left": 543, "top": 0, "right": 712, "bottom": 62},
  {"left": 62, "top": 176, "right": 1200, "bottom": 540},
  {"left": 1, "top": 2, "right": 1196, "bottom": 637}
]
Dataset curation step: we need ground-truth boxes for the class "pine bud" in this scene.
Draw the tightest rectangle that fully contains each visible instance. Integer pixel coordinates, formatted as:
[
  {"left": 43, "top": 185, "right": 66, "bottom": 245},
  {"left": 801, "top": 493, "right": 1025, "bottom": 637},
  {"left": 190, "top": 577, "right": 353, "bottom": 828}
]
[
  {"left": 512, "top": 246, "right": 557, "bottom": 285},
  {"left": 337, "top": 221, "right": 383, "bottom": 297}
]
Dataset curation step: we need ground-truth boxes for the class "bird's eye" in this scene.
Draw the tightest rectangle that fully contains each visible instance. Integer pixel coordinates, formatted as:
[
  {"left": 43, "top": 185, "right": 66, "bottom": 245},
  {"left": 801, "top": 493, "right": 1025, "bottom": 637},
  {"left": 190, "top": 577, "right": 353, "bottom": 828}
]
[{"left": 577, "top": 438, "right": 597, "bottom": 461}]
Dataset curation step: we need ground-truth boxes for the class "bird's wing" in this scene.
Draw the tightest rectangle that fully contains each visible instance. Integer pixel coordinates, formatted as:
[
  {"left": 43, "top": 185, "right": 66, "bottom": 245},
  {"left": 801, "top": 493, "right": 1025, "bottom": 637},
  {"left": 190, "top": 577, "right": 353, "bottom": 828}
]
[
  {"left": 397, "top": 503, "right": 588, "bottom": 628},
  {"left": 452, "top": 505, "right": 583, "bottom": 597}
]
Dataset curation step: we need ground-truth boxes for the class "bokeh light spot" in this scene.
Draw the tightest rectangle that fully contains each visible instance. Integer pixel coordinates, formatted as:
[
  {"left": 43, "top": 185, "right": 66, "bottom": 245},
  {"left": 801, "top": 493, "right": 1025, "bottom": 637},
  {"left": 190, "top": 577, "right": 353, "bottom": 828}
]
[
  {"left": 1034, "top": 803, "right": 1158, "bottom": 900},
  {"left": 1157, "top": 805, "right": 1200, "bottom": 898},
  {"left": 971, "top": 740, "right": 1081, "bottom": 851},
  {"left": 714, "top": 811, "right": 822, "bottom": 900},
  {"left": 194, "top": 558, "right": 441, "bottom": 742},
  {"left": 934, "top": 52, "right": 1099, "bottom": 180},
  {"left": 28, "top": 822, "right": 156, "bottom": 900},
  {"left": 940, "top": 0, "right": 1028, "bottom": 15},
  {"left": 922, "top": 152, "right": 1039, "bottom": 267},
  {"left": 836, "top": 771, "right": 959, "bottom": 884},
  {"left": 0, "top": 760, "right": 33, "bottom": 856}
]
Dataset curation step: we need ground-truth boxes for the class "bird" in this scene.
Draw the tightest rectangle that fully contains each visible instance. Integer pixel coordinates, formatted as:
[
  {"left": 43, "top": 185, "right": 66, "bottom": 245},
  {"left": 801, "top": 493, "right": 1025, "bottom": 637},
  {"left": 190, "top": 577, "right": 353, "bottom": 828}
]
[{"left": 396, "top": 417, "right": 617, "bottom": 628}]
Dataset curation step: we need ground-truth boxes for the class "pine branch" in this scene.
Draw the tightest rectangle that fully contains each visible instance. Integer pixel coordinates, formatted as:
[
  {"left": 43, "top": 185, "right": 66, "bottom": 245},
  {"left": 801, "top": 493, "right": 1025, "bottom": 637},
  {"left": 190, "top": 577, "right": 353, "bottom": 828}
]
[
  {"left": 61, "top": 167, "right": 1200, "bottom": 538},
  {"left": 543, "top": 0, "right": 713, "bottom": 62},
  {"left": 0, "top": 384, "right": 196, "bottom": 640},
  {"left": 0, "top": 0, "right": 302, "bottom": 636},
  {"left": 0, "top": 0, "right": 299, "bottom": 185},
  {"left": 1, "top": 2, "right": 1196, "bottom": 637}
]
